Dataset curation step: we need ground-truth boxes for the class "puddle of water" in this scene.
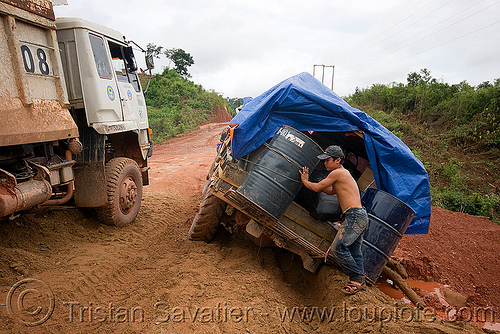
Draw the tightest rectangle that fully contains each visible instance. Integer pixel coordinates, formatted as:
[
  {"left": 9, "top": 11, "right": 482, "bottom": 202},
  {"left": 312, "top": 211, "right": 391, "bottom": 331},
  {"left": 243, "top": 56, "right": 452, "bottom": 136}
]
[
  {"left": 375, "top": 278, "right": 406, "bottom": 301},
  {"left": 375, "top": 277, "right": 444, "bottom": 305},
  {"left": 376, "top": 278, "right": 499, "bottom": 332},
  {"left": 405, "top": 278, "right": 443, "bottom": 293}
]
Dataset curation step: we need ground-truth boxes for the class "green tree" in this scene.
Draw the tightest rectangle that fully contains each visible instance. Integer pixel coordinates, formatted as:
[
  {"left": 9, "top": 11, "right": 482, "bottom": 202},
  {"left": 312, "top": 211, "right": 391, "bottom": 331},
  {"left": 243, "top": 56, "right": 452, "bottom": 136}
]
[
  {"left": 345, "top": 69, "right": 500, "bottom": 222},
  {"left": 407, "top": 71, "right": 422, "bottom": 87},
  {"left": 144, "top": 68, "right": 232, "bottom": 142},
  {"left": 143, "top": 43, "right": 164, "bottom": 70},
  {"left": 164, "top": 48, "right": 194, "bottom": 78},
  {"left": 146, "top": 43, "right": 163, "bottom": 58},
  {"left": 146, "top": 43, "right": 163, "bottom": 59}
]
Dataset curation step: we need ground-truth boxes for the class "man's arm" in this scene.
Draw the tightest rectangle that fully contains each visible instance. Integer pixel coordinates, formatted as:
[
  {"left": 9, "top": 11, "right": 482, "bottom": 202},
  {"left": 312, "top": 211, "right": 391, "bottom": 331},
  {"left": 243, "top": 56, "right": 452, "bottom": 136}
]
[
  {"left": 300, "top": 167, "right": 336, "bottom": 193},
  {"left": 322, "top": 185, "right": 336, "bottom": 195}
]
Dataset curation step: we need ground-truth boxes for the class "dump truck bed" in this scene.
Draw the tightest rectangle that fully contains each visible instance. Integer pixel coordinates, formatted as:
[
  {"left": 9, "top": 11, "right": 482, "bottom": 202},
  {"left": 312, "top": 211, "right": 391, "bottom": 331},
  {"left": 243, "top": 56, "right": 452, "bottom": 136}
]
[{"left": 0, "top": 0, "right": 77, "bottom": 146}]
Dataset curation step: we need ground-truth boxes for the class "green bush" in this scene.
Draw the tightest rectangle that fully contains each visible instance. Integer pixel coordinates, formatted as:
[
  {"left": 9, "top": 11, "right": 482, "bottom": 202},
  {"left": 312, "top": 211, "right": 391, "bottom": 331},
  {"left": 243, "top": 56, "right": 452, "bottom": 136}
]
[
  {"left": 143, "top": 68, "right": 232, "bottom": 143},
  {"left": 347, "top": 70, "right": 500, "bottom": 139},
  {"left": 347, "top": 69, "right": 500, "bottom": 223},
  {"left": 432, "top": 190, "right": 500, "bottom": 222}
]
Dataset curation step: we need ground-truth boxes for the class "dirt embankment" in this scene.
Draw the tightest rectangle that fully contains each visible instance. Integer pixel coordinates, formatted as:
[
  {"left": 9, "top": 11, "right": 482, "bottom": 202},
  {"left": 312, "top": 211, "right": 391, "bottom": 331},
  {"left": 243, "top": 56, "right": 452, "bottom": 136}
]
[
  {"left": 0, "top": 123, "right": 498, "bottom": 333},
  {"left": 394, "top": 207, "right": 500, "bottom": 312}
]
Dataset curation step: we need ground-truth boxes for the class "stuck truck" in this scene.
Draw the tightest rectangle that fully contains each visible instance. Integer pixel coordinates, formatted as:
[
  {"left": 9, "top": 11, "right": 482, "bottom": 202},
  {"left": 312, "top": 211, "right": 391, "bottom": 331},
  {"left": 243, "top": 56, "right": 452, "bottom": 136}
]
[
  {"left": 188, "top": 72, "right": 431, "bottom": 284},
  {"left": 190, "top": 126, "right": 373, "bottom": 273},
  {"left": 0, "top": 0, "right": 152, "bottom": 225}
]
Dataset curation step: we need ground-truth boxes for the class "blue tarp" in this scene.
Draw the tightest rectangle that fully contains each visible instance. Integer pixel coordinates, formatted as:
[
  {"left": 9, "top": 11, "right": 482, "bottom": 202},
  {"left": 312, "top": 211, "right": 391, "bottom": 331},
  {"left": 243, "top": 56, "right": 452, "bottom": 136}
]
[{"left": 229, "top": 72, "right": 431, "bottom": 234}]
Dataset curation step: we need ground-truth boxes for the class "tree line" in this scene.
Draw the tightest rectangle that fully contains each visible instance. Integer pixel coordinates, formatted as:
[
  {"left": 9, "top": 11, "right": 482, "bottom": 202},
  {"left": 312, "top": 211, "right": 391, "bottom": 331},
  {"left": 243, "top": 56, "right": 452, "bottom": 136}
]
[
  {"left": 146, "top": 43, "right": 194, "bottom": 78},
  {"left": 346, "top": 69, "right": 499, "bottom": 222}
]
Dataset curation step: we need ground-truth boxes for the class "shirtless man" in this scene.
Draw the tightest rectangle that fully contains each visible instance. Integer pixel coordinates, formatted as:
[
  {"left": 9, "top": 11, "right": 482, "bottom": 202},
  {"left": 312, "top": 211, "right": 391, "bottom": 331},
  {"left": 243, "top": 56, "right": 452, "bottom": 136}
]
[{"left": 300, "top": 145, "right": 368, "bottom": 294}]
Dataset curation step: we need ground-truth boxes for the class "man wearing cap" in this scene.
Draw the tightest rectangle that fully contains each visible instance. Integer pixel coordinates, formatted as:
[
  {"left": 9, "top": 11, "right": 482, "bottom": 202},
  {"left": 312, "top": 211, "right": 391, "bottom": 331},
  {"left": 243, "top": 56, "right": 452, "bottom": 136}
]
[{"left": 300, "top": 145, "right": 368, "bottom": 294}]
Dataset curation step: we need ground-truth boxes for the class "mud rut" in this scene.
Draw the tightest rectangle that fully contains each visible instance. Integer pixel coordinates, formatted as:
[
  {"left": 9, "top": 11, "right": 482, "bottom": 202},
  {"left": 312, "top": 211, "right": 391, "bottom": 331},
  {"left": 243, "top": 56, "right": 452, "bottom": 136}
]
[{"left": 0, "top": 123, "right": 489, "bottom": 333}]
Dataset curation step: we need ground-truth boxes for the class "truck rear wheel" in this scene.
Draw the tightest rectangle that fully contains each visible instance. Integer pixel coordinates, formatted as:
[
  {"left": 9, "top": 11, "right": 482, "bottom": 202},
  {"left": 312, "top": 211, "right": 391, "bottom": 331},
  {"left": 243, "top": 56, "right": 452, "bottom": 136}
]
[
  {"left": 188, "top": 192, "right": 225, "bottom": 242},
  {"left": 97, "top": 157, "right": 142, "bottom": 227},
  {"left": 200, "top": 160, "right": 217, "bottom": 199}
]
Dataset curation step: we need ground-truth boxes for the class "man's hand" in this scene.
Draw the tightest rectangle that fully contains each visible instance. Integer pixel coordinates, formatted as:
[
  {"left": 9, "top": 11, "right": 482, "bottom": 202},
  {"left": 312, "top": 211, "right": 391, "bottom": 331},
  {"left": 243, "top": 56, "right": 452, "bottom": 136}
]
[
  {"left": 300, "top": 166, "right": 309, "bottom": 183},
  {"left": 301, "top": 166, "right": 336, "bottom": 194}
]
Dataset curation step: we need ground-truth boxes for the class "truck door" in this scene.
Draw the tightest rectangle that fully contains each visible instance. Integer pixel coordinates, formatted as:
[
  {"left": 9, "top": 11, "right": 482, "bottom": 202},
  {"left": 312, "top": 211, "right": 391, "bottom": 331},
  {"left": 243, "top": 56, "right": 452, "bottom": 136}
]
[{"left": 108, "top": 41, "right": 148, "bottom": 130}]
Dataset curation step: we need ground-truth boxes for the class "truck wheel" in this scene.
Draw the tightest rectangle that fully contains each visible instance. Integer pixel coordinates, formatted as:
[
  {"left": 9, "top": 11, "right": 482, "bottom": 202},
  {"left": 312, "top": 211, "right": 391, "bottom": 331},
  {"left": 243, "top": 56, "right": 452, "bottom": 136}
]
[
  {"left": 201, "top": 179, "right": 211, "bottom": 199},
  {"left": 200, "top": 161, "right": 217, "bottom": 199},
  {"left": 188, "top": 193, "right": 225, "bottom": 242},
  {"left": 97, "top": 157, "right": 142, "bottom": 227}
]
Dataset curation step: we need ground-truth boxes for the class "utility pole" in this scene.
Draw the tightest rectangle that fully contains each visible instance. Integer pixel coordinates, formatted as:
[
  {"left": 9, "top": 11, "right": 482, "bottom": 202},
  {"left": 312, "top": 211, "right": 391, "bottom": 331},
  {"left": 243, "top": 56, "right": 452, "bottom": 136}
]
[{"left": 313, "top": 65, "right": 334, "bottom": 90}]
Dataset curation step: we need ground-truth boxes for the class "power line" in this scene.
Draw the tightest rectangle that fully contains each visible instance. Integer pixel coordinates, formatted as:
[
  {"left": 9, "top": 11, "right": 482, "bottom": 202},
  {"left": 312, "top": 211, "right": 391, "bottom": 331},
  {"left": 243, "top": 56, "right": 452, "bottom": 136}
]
[
  {"left": 337, "top": 0, "right": 454, "bottom": 64},
  {"left": 339, "top": 19, "right": 500, "bottom": 76},
  {"left": 338, "top": 0, "right": 437, "bottom": 60},
  {"left": 369, "top": 0, "right": 492, "bottom": 57},
  {"left": 341, "top": 0, "right": 500, "bottom": 71}
]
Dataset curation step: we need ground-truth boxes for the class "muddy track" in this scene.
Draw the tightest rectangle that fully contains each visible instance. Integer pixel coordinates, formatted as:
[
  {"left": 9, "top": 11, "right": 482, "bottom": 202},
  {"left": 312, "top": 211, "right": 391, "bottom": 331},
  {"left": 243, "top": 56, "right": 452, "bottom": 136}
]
[{"left": 0, "top": 123, "right": 495, "bottom": 333}]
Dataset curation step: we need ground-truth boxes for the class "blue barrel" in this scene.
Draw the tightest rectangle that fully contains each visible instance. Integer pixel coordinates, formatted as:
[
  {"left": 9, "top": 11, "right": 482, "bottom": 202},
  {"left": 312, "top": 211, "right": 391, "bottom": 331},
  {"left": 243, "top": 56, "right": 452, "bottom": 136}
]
[
  {"left": 361, "top": 188, "right": 415, "bottom": 283},
  {"left": 238, "top": 125, "right": 323, "bottom": 219}
]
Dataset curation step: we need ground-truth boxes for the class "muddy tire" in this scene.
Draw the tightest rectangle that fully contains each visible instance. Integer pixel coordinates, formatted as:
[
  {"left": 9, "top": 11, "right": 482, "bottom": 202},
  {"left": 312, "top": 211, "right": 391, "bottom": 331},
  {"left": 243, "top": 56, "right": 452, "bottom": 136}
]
[
  {"left": 201, "top": 161, "right": 217, "bottom": 199},
  {"left": 188, "top": 192, "right": 225, "bottom": 242},
  {"left": 201, "top": 179, "right": 211, "bottom": 199},
  {"left": 97, "top": 157, "right": 142, "bottom": 227}
]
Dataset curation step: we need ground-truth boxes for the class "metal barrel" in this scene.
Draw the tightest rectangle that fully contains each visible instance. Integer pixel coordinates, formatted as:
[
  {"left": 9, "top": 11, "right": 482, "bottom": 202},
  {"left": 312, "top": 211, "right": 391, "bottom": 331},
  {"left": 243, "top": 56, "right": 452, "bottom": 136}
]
[
  {"left": 361, "top": 188, "right": 415, "bottom": 283},
  {"left": 238, "top": 125, "right": 323, "bottom": 219}
]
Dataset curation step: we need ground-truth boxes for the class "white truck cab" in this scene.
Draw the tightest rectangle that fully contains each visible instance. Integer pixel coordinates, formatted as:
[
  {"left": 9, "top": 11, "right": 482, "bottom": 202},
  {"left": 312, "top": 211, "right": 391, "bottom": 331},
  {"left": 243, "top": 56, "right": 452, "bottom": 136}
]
[{"left": 56, "top": 18, "right": 151, "bottom": 160}]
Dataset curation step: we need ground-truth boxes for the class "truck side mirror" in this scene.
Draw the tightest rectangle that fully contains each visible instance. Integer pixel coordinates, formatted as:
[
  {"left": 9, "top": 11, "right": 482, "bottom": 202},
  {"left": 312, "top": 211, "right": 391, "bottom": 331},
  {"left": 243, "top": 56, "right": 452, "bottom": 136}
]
[
  {"left": 123, "top": 46, "right": 138, "bottom": 72},
  {"left": 145, "top": 54, "right": 155, "bottom": 70}
]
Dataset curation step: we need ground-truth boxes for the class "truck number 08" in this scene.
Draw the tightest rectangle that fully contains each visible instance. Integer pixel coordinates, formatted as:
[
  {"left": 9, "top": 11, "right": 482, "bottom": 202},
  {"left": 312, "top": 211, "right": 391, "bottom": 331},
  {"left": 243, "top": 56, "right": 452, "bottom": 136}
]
[{"left": 21, "top": 45, "right": 50, "bottom": 75}]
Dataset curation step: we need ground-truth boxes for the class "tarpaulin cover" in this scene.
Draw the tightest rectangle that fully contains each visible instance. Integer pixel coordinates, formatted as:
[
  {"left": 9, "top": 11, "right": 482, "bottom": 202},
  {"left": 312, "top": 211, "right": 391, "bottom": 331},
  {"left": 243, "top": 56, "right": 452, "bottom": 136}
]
[{"left": 229, "top": 72, "right": 431, "bottom": 234}]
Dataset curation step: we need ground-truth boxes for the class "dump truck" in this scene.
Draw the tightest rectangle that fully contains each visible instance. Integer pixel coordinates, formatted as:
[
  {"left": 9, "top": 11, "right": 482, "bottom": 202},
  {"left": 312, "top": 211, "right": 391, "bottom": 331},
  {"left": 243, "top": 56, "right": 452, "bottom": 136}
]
[
  {"left": 188, "top": 72, "right": 430, "bottom": 284},
  {"left": 0, "top": 0, "right": 153, "bottom": 225}
]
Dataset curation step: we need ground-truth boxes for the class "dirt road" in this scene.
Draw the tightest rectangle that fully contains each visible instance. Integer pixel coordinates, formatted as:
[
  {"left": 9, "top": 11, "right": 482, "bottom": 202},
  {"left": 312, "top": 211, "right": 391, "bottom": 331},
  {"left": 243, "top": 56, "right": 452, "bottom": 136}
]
[{"left": 0, "top": 123, "right": 497, "bottom": 333}]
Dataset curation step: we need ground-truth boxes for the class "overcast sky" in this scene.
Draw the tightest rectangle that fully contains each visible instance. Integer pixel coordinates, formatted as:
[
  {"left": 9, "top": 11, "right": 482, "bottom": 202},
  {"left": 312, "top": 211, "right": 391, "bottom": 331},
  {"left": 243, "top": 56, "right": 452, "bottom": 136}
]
[{"left": 54, "top": 0, "right": 500, "bottom": 98}]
